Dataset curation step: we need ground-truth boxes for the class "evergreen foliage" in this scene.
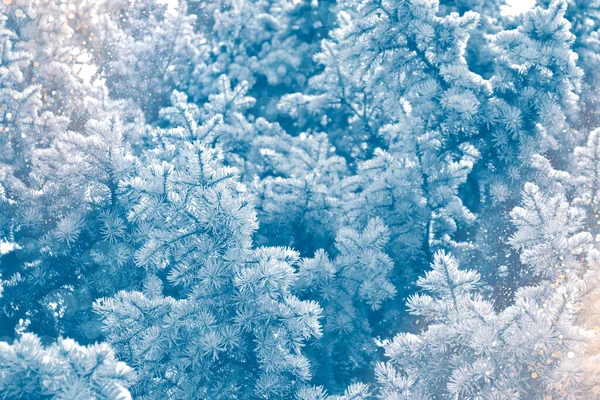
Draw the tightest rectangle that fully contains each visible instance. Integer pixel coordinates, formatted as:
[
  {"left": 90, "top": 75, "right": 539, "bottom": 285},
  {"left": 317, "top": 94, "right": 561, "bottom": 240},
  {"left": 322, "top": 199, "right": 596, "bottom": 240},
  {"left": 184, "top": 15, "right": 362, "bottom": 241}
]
[
  {"left": 94, "top": 112, "right": 322, "bottom": 399},
  {"left": 0, "top": 333, "right": 135, "bottom": 399},
  {"left": 1, "top": 0, "right": 600, "bottom": 398}
]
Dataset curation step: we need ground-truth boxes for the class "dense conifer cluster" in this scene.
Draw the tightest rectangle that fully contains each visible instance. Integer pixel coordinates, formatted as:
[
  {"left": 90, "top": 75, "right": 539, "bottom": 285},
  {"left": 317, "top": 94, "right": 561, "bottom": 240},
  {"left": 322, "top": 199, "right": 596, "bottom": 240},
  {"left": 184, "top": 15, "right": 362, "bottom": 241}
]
[{"left": 1, "top": 0, "right": 600, "bottom": 398}]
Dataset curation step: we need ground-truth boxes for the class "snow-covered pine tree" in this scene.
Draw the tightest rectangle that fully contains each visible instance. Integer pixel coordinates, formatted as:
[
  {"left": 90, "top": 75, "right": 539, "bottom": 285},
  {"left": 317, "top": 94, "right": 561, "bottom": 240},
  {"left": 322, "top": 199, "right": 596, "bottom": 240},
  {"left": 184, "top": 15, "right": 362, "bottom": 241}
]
[
  {"left": 189, "top": 0, "right": 330, "bottom": 107},
  {"left": 164, "top": 75, "right": 259, "bottom": 177},
  {"left": 317, "top": 148, "right": 600, "bottom": 397},
  {"left": 253, "top": 124, "right": 347, "bottom": 252},
  {"left": 272, "top": 0, "right": 489, "bottom": 291},
  {"left": 75, "top": 0, "right": 330, "bottom": 131},
  {"left": 0, "top": 0, "right": 127, "bottom": 130},
  {"left": 156, "top": 80, "right": 348, "bottom": 254},
  {"left": 75, "top": 0, "right": 205, "bottom": 121},
  {"left": 507, "top": 179, "right": 600, "bottom": 398},
  {"left": 295, "top": 218, "right": 395, "bottom": 391},
  {"left": 515, "top": 129, "right": 600, "bottom": 395},
  {"left": 472, "top": 0, "right": 585, "bottom": 300},
  {"left": 280, "top": 0, "right": 487, "bottom": 157},
  {"left": 485, "top": 0, "right": 582, "bottom": 186},
  {"left": 540, "top": 0, "right": 600, "bottom": 129},
  {"left": 342, "top": 128, "right": 480, "bottom": 273},
  {"left": 509, "top": 182, "right": 592, "bottom": 282},
  {"left": 0, "top": 333, "right": 135, "bottom": 399},
  {"left": 372, "top": 250, "right": 598, "bottom": 399},
  {"left": 0, "top": 116, "right": 141, "bottom": 341},
  {"left": 94, "top": 111, "right": 322, "bottom": 399},
  {"left": 0, "top": 12, "right": 67, "bottom": 173}
]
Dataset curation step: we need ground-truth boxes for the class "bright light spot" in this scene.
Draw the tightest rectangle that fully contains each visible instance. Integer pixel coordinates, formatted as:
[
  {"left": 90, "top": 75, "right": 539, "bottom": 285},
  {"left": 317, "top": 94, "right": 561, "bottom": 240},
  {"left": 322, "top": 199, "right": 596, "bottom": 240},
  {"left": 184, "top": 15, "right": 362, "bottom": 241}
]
[
  {"left": 567, "top": 351, "right": 575, "bottom": 359},
  {"left": 77, "top": 64, "right": 98, "bottom": 84},
  {"left": 501, "top": 0, "right": 535, "bottom": 17},
  {"left": 0, "top": 240, "right": 18, "bottom": 255},
  {"left": 159, "top": 0, "right": 178, "bottom": 14}
]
